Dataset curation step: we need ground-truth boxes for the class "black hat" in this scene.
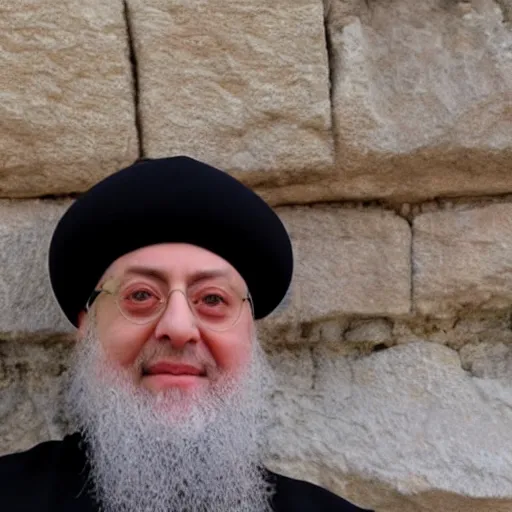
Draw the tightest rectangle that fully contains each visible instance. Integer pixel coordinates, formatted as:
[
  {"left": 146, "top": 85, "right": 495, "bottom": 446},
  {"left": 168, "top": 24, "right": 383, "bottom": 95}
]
[{"left": 48, "top": 156, "right": 293, "bottom": 326}]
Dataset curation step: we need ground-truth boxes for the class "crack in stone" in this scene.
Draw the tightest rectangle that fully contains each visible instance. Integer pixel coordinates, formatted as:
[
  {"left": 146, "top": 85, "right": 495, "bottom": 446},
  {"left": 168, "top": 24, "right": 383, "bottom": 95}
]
[
  {"left": 322, "top": 1, "right": 336, "bottom": 163},
  {"left": 123, "top": 0, "right": 144, "bottom": 157},
  {"left": 28, "top": 192, "right": 81, "bottom": 201},
  {"left": 288, "top": 194, "right": 512, "bottom": 225}
]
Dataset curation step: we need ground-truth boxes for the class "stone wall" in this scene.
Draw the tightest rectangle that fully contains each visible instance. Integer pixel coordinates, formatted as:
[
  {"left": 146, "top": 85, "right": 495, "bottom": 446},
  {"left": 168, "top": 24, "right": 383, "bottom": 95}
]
[{"left": 1, "top": 1, "right": 512, "bottom": 511}]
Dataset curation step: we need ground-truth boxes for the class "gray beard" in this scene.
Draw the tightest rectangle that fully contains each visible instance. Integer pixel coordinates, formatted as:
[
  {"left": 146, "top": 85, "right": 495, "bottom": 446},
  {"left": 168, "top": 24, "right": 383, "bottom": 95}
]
[{"left": 66, "top": 321, "right": 275, "bottom": 512}]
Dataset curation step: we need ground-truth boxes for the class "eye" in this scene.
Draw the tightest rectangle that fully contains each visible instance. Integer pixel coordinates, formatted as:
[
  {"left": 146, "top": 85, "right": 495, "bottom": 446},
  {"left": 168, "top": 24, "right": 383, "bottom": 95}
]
[
  {"left": 129, "top": 289, "right": 154, "bottom": 302},
  {"left": 119, "top": 284, "right": 162, "bottom": 309},
  {"left": 201, "top": 293, "right": 225, "bottom": 306},
  {"left": 190, "top": 288, "right": 234, "bottom": 321}
]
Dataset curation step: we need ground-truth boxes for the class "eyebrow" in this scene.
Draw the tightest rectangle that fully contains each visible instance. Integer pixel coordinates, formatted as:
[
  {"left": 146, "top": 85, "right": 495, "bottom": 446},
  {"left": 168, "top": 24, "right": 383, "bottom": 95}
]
[{"left": 121, "top": 265, "right": 233, "bottom": 285}]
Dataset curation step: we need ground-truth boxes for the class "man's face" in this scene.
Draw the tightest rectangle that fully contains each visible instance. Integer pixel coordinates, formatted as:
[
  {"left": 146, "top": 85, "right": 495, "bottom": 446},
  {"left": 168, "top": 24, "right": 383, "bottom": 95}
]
[
  {"left": 69, "top": 244, "right": 272, "bottom": 512},
  {"left": 78, "top": 243, "right": 254, "bottom": 397}
]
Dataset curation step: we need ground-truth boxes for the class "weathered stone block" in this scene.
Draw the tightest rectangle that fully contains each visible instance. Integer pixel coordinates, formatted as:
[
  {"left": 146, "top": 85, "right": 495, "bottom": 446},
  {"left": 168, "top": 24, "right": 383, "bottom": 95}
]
[
  {"left": 127, "top": 0, "right": 333, "bottom": 183},
  {"left": 261, "top": 207, "right": 411, "bottom": 333},
  {"left": 0, "top": 200, "right": 73, "bottom": 337},
  {"left": 266, "top": 342, "right": 512, "bottom": 511},
  {"left": 0, "top": 0, "right": 138, "bottom": 197},
  {"left": 413, "top": 203, "right": 512, "bottom": 317},
  {"left": 268, "top": 0, "right": 512, "bottom": 205}
]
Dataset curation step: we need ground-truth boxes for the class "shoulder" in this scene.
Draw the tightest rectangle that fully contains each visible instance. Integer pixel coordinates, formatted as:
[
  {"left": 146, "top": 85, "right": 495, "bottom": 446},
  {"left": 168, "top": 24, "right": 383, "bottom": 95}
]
[
  {"left": 0, "top": 433, "right": 82, "bottom": 476},
  {"left": 0, "top": 434, "right": 86, "bottom": 507},
  {"left": 271, "top": 471, "right": 373, "bottom": 512}
]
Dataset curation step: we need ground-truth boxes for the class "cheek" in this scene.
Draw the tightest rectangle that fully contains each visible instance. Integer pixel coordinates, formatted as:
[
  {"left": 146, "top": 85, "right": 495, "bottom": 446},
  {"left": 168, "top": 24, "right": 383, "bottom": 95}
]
[
  {"left": 204, "top": 327, "right": 253, "bottom": 374},
  {"left": 95, "top": 313, "right": 152, "bottom": 368}
]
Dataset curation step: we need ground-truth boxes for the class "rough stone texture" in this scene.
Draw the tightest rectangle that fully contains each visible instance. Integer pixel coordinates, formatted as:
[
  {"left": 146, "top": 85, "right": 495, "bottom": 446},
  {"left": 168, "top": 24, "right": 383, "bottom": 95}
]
[
  {"left": 0, "top": 340, "right": 70, "bottom": 455},
  {"left": 266, "top": 342, "right": 512, "bottom": 511},
  {"left": 0, "top": 0, "right": 138, "bottom": 197},
  {"left": 459, "top": 341, "right": 512, "bottom": 378},
  {"left": 127, "top": 0, "right": 333, "bottom": 184},
  {"left": 260, "top": 207, "right": 411, "bottom": 332},
  {"left": 0, "top": 200, "right": 73, "bottom": 338},
  {"left": 344, "top": 318, "right": 392, "bottom": 344},
  {"left": 393, "top": 312, "right": 512, "bottom": 352},
  {"left": 413, "top": 203, "right": 512, "bottom": 317},
  {"left": 258, "top": 309, "right": 512, "bottom": 361},
  {"left": 259, "top": 0, "right": 512, "bottom": 206}
]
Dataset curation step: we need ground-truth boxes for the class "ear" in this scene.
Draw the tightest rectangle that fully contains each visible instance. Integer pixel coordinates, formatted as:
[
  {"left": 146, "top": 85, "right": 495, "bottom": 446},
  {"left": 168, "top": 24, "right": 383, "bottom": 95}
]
[{"left": 76, "top": 310, "right": 88, "bottom": 342}]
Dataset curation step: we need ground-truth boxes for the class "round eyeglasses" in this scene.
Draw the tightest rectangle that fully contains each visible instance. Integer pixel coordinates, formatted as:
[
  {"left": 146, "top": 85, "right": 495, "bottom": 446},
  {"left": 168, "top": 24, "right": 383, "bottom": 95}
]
[{"left": 86, "top": 278, "right": 253, "bottom": 332}]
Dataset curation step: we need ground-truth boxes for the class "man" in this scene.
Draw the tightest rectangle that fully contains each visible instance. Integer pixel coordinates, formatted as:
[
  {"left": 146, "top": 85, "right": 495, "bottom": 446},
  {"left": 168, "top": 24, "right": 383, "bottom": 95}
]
[{"left": 0, "top": 156, "right": 372, "bottom": 511}]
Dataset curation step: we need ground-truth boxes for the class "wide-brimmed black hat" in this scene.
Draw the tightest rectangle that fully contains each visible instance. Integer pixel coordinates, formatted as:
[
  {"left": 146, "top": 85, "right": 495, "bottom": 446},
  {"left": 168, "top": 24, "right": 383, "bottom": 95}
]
[{"left": 48, "top": 156, "right": 293, "bottom": 326}]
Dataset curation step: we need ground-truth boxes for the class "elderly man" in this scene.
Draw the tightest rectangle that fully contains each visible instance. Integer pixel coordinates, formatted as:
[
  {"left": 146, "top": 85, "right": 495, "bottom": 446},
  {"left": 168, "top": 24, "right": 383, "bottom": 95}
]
[{"left": 0, "top": 157, "right": 372, "bottom": 512}]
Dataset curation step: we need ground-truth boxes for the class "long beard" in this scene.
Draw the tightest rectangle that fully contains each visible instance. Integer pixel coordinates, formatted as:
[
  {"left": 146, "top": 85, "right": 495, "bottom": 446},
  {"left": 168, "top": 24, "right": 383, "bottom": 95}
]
[{"left": 66, "top": 321, "right": 275, "bottom": 512}]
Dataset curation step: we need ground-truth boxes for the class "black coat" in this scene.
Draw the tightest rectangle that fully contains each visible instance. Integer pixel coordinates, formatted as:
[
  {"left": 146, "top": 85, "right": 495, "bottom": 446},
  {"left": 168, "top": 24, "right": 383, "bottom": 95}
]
[{"left": 0, "top": 434, "right": 372, "bottom": 511}]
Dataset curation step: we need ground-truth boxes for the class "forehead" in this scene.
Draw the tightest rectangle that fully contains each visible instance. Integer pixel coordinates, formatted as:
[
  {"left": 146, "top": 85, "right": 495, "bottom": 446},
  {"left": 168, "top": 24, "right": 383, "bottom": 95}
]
[{"left": 101, "top": 243, "right": 245, "bottom": 286}]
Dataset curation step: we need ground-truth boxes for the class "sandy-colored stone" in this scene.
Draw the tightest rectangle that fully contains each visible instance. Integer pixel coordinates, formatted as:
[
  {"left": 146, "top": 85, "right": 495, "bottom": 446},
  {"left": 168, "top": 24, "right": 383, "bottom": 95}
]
[
  {"left": 413, "top": 203, "right": 512, "bottom": 317},
  {"left": 0, "top": 0, "right": 138, "bottom": 197},
  {"left": 394, "top": 312, "right": 512, "bottom": 351},
  {"left": 344, "top": 318, "right": 392, "bottom": 344},
  {"left": 256, "top": 0, "right": 512, "bottom": 206},
  {"left": 127, "top": 0, "right": 332, "bottom": 184},
  {"left": 260, "top": 310, "right": 512, "bottom": 355},
  {"left": 266, "top": 342, "right": 512, "bottom": 511},
  {"left": 261, "top": 207, "right": 411, "bottom": 330},
  {"left": 0, "top": 200, "right": 73, "bottom": 337},
  {"left": 307, "top": 318, "right": 349, "bottom": 345}
]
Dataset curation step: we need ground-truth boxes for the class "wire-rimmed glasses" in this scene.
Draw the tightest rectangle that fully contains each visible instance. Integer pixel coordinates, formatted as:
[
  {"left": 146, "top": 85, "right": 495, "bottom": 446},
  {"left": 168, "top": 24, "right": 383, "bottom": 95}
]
[{"left": 86, "top": 277, "right": 252, "bottom": 332}]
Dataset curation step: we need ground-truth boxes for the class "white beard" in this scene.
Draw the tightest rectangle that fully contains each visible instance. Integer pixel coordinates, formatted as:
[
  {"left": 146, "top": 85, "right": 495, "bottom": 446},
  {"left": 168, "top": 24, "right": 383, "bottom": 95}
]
[{"left": 66, "top": 320, "right": 275, "bottom": 512}]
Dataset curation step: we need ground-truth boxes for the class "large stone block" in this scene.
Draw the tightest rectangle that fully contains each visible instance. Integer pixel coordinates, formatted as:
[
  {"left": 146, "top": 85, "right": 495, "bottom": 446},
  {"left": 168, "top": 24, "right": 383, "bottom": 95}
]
[
  {"left": 262, "top": 0, "right": 512, "bottom": 205},
  {"left": 0, "top": 200, "right": 73, "bottom": 338},
  {"left": 127, "top": 0, "right": 333, "bottom": 184},
  {"left": 413, "top": 203, "right": 512, "bottom": 317},
  {"left": 261, "top": 207, "right": 411, "bottom": 334},
  {"left": 0, "top": 0, "right": 138, "bottom": 197},
  {"left": 266, "top": 342, "right": 512, "bottom": 511}
]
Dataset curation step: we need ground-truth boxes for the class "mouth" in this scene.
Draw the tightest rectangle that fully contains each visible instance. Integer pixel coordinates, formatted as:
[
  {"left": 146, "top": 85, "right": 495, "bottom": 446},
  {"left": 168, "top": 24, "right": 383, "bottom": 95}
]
[{"left": 142, "top": 362, "right": 206, "bottom": 378}]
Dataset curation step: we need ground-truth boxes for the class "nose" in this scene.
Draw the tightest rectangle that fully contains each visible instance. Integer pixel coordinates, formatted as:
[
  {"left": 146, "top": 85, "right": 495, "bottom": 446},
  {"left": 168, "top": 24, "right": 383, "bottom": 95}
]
[{"left": 153, "top": 289, "right": 199, "bottom": 349}]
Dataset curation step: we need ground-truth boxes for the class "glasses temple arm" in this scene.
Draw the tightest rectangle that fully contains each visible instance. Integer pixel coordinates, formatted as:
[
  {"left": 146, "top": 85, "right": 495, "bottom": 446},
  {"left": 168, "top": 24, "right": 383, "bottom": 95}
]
[{"left": 85, "top": 290, "right": 101, "bottom": 311}]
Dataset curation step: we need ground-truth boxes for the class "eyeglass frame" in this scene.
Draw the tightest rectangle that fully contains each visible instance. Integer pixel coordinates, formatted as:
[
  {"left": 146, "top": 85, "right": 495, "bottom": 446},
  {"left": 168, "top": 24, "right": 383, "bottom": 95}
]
[{"left": 85, "top": 277, "right": 254, "bottom": 332}]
